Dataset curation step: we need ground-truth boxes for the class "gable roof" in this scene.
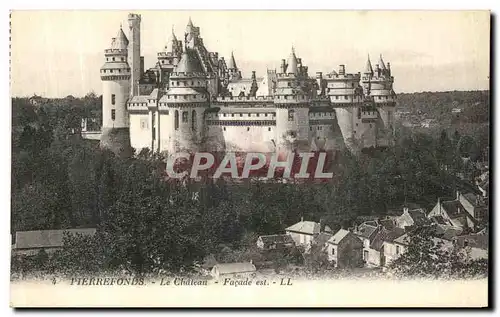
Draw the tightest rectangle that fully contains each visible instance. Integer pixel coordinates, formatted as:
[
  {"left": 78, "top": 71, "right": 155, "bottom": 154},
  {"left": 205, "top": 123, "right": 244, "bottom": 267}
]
[
  {"left": 353, "top": 222, "right": 378, "bottom": 240},
  {"left": 371, "top": 228, "right": 405, "bottom": 251},
  {"left": 441, "top": 200, "right": 465, "bottom": 218},
  {"left": 213, "top": 262, "right": 256, "bottom": 274},
  {"left": 14, "top": 228, "right": 96, "bottom": 250},
  {"left": 327, "top": 229, "right": 350, "bottom": 245},
  {"left": 286, "top": 221, "right": 320, "bottom": 235}
]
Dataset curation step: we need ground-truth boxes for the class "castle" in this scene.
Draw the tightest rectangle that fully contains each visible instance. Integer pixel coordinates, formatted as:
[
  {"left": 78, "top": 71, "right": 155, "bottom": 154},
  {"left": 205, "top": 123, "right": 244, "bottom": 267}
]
[{"left": 100, "top": 13, "right": 396, "bottom": 156}]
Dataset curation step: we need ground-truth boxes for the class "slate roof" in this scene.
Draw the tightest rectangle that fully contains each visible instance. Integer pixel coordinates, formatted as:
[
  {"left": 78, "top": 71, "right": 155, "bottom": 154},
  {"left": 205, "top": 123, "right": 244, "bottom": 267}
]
[
  {"left": 174, "top": 50, "right": 204, "bottom": 73},
  {"left": 14, "top": 228, "right": 96, "bottom": 250},
  {"left": 286, "top": 221, "right": 320, "bottom": 235},
  {"left": 371, "top": 228, "right": 405, "bottom": 251},
  {"left": 212, "top": 262, "right": 256, "bottom": 274},
  {"left": 327, "top": 229, "right": 350, "bottom": 245},
  {"left": 354, "top": 223, "right": 378, "bottom": 240}
]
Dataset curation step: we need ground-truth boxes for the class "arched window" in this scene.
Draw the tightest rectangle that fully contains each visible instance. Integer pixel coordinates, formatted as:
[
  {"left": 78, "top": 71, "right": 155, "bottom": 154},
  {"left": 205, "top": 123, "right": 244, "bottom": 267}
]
[
  {"left": 288, "top": 109, "right": 295, "bottom": 121},
  {"left": 182, "top": 111, "right": 188, "bottom": 123},
  {"left": 175, "top": 110, "right": 179, "bottom": 130},
  {"left": 192, "top": 110, "right": 196, "bottom": 131}
]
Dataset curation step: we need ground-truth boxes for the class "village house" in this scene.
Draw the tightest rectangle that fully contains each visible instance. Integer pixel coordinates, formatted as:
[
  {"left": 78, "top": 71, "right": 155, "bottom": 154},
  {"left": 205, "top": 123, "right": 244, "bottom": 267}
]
[
  {"left": 428, "top": 191, "right": 485, "bottom": 232},
  {"left": 256, "top": 234, "right": 295, "bottom": 250},
  {"left": 395, "top": 207, "right": 429, "bottom": 230},
  {"left": 285, "top": 218, "right": 332, "bottom": 250},
  {"left": 352, "top": 221, "right": 405, "bottom": 267},
  {"left": 12, "top": 228, "right": 96, "bottom": 256},
  {"left": 325, "top": 229, "right": 363, "bottom": 268},
  {"left": 210, "top": 262, "right": 256, "bottom": 279}
]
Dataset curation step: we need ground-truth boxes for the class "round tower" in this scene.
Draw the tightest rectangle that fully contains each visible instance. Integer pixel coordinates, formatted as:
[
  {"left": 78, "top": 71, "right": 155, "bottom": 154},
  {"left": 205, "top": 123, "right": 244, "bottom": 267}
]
[
  {"left": 165, "top": 49, "right": 209, "bottom": 153},
  {"left": 100, "top": 26, "right": 132, "bottom": 156},
  {"left": 128, "top": 13, "right": 141, "bottom": 97},
  {"left": 274, "top": 48, "right": 310, "bottom": 152}
]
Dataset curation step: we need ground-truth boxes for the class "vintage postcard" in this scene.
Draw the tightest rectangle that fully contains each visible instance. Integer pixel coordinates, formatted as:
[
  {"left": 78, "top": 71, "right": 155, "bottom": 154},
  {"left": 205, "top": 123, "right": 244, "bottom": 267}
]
[{"left": 10, "top": 10, "right": 490, "bottom": 307}]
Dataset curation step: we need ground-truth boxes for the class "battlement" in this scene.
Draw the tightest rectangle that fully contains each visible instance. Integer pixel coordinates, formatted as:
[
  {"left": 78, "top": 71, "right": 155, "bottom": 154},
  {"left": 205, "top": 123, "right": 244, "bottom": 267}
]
[
  {"left": 274, "top": 94, "right": 309, "bottom": 102},
  {"left": 169, "top": 72, "right": 207, "bottom": 78},
  {"left": 325, "top": 73, "right": 361, "bottom": 80},
  {"left": 361, "top": 110, "right": 378, "bottom": 119},
  {"left": 276, "top": 73, "right": 299, "bottom": 79},
  {"left": 105, "top": 49, "right": 128, "bottom": 55},
  {"left": 157, "top": 52, "right": 177, "bottom": 58},
  {"left": 216, "top": 96, "right": 275, "bottom": 102}
]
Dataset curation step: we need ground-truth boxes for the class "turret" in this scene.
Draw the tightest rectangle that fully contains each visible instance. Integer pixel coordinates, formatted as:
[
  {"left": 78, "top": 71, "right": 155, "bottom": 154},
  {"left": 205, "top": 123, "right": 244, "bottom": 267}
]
[
  {"left": 227, "top": 51, "right": 242, "bottom": 81},
  {"left": 100, "top": 26, "right": 132, "bottom": 156},
  {"left": 165, "top": 50, "right": 209, "bottom": 152},
  {"left": 287, "top": 47, "right": 298, "bottom": 75}
]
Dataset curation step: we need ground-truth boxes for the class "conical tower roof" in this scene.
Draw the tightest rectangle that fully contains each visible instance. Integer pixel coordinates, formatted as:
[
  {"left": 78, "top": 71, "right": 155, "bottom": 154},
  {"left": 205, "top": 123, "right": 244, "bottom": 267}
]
[
  {"left": 379, "top": 54, "right": 387, "bottom": 70},
  {"left": 364, "top": 55, "right": 373, "bottom": 74},
  {"left": 111, "top": 26, "right": 129, "bottom": 49},
  {"left": 165, "top": 27, "right": 178, "bottom": 52},
  {"left": 287, "top": 47, "right": 298, "bottom": 75},
  {"left": 228, "top": 51, "right": 237, "bottom": 70},
  {"left": 174, "top": 50, "right": 204, "bottom": 73}
]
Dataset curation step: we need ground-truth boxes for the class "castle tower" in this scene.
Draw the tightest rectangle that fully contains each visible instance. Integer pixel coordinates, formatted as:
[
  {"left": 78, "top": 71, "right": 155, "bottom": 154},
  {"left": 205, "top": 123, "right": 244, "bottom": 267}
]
[
  {"left": 274, "top": 48, "right": 310, "bottom": 152},
  {"left": 249, "top": 71, "right": 258, "bottom": 97},
  {"left": 227, "top": 51, "right": 242, "bottom": 81},
  {"left": 128, "top": 13, "right": 141, "bottom": 97},
  {"left": 165, "top": 49, "right": 209, "bottom": 153},
  {"left": 325, "top": 64, "right": 365, "bottom": 151},
  {"left": 99, "top": 26, "right": 132, "bottom": 156}
]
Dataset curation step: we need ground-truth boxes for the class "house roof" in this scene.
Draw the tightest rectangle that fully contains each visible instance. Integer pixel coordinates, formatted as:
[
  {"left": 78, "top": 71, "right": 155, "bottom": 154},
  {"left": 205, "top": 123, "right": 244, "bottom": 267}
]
[
  {"left": 441, "top": 200, "right": 464, "bottom": 218},
  {"left": 213, "top": 262, "right": 256, "bottom": 274},
  {"left": 286, "top": 221, "right": 320, "bottom": 235},
  {"left": 399, "top": 208, "right": 428, "bottom": 227},
  {"left": 354, "top": 223, "right": 378, "bottom": 240},
  {"left": 258, "top": 234, "right": 294, "bottom": 246},
  {"left": 393, "top": 233, "right": 411, "bottom": 246},
  {"left": 327, "top": 229, "right": 351, "bottom": 245},
  {"left": 174, "top": 50, "right": 204, "bottom": 73},
  {"left": 371, "top": 228, "right": 405, "bottom": 251},
  {"left": 14, "top": 228, "right": 96, "bottom": 250}
]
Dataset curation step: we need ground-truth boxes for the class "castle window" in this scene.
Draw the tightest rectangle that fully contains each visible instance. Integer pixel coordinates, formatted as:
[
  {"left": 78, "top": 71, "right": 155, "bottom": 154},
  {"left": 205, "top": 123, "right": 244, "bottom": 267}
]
[
  {"left": 356, "top": 123, "right": 358, "bottom": 127},
  {"left": 396, "top": 246, "right": 400, "bottom": 255},
  {"left": 111, "top": 109, "right": 116, "bottom": 121},
  {"left": 175, "top": 110, "right": 179, "bottom": 130},
  {"left": 247, "top": 127, "right": 250, "bottom": 131},
  {"left": 192, "top": 110, "right": 196, "bottom": 131},
  {"left": 352, "top": 83, "right": 355, "bottom": 88},
  {"left": 223, "top": 127, "right": 226, "bottom": 131},
  {"left": 265, "top": 113, "right": 268, "bottom": 117},
  {"left": 256, "top": 113, "right": 260, "bottom": 117},
  {"left": 174, "top": 95, "right": 177, "bottom": 99},
  {"left": 310, "top": 126, "right": 312, "bottom": 131},
  {"left": 317, "top": 127, "right": 320, "bottom": 131},
  {"left": 344, "top": 96, "right": 348, "bottom": 100},
  {"left": 231, "top": 114, "right": 234, "bottom": 117},
  {"left": 369, "top": 124, "right": 372, "bottom": 128},
  {"left": 118, "top": 69, "right": 121, "bottom": 73},
  {"left": 288, "top": 109, "right": 295, "bottom": 121},
  {"left": 268, "top": 127, "right": 271, "bottom": 132},
  {"left": 140, "top": 118, "right": 148, "bottom": 130},
  {"left": 162, "top": 60, "right": 165, "bottom": 64},
  {"left": 223, "top": 113, "right": 227, "bottom": 117},
  {"left": 184, "top": 96, "right": 187, "bottom": 100},
  {"left": 240, "top": 113, "right": 243, "bottom": 117},
  {"left": 110, "top": 70, "right": 113, "bottom": 73},
  {"left": 112, "top": 57, "right": 115, "bottom": 61},
  {"left": 111, "top": 94, "right": 116, "bottom": 105},
  {"left": 335, "top": 96, "right": 339, "bottom": 100},
  {"left": 121, "top": 57, "right": 124, "bottom": 62},
  {"left": 182, "top": 111, "right": 188, "bottom": 123}
]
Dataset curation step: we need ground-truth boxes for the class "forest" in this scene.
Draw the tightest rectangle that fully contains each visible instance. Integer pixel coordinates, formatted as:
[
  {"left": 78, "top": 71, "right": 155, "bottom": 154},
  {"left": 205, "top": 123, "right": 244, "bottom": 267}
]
[{"left": 11, "top": 90, "right": 490, "bottom": 275}]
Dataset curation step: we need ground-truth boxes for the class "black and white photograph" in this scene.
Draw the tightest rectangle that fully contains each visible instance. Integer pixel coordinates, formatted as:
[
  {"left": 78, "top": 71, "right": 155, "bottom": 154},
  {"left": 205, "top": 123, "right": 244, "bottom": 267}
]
[{"left": 8, "top": 9, "right": 491, "bottom": 307}]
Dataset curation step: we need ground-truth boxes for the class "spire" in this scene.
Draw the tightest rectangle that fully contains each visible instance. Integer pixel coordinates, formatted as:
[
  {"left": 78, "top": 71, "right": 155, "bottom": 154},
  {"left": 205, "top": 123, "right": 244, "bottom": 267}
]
[
  {"left": 111, "top": 26, "right": 129, "bottom": 49},
  {"left": 171, "top": 25, "right": 177, "bottom": 41},
  {"left": 228, "top": 51, "right": 237, "bottom": 70},
  {"left": 287, "top": 47, "right": 298, "bottom": 75},
  {"left": 185, "top": 17, "right": 194, "bottom": 34},
  {"left": 364, "top": 55, "right": 373, "bottom": 74},
  {"left": 187, "top": 17, "right": 193, "bottom": 27},
  {"left": 379, "top": 54, "right": 387, "bottom": 70}
]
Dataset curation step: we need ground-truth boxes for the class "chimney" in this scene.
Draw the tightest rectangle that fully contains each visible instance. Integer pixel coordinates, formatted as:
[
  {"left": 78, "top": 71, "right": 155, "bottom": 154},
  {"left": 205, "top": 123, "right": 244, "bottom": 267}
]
[
  {"left": 403, "top": 206, "right": 409, "bottom": 214},
  {"left": 300, "top": 216, "right": 304, "bottom": 222},
  {"left": 319, "top": 218, "right": 324, "bottom": 232},
  {"left": 456, "top": 190, "right": 460, "bottom": 200},
  {"left": 339, "top": 64, "right": 345, "bottom": 75},
  {"left": 249, "top": 259, "right": 253, "bottom": 264}
]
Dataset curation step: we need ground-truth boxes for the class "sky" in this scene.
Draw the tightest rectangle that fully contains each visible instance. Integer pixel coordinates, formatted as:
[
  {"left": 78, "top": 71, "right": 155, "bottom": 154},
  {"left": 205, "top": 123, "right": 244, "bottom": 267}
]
[{"left": 10, "top": 10, "right": 490, "bottom": 97}]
